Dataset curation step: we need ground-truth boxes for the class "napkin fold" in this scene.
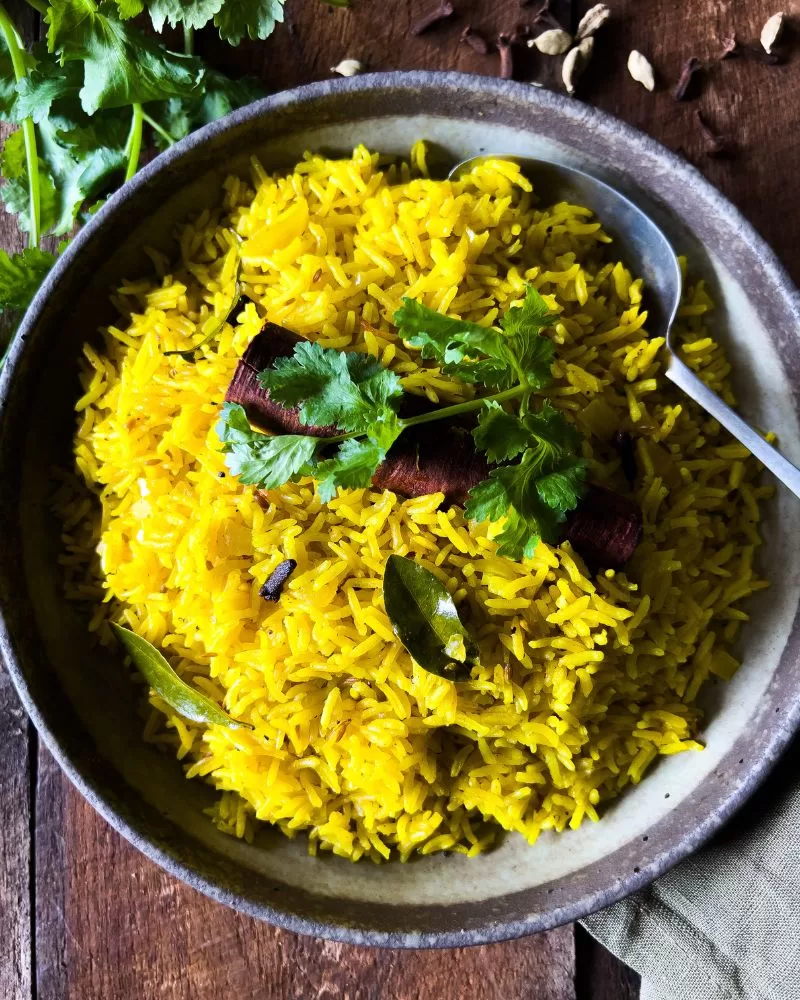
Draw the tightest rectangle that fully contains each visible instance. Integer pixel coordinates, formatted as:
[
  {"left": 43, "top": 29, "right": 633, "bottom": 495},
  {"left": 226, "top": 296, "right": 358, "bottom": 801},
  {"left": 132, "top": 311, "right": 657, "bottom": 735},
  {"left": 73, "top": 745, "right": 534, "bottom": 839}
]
[{"left": 583, "top": 741, "right": 800, "bottom": 1000}]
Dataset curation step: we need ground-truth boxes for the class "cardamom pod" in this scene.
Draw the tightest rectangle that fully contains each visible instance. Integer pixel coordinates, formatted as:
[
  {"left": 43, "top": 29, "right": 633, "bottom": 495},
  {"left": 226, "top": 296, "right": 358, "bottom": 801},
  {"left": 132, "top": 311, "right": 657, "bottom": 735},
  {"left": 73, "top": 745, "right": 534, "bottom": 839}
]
[
  {"left": 627, "top": 50, "right": 656, "bottom": 91},
  {"left": 562, "top": 37, "right": 594, "bottom": 96},
  {"left": 331, "top": 59, "right": 364, "bottom": 77},
  {"left": 530, "top": 28, "right": 573, "bottom": 55},
  {"left": 760, "top": 12, "right": 786, "bottom": 54},
  {"left": 576, "top": 3, "right": 611, "bottom": 41}
]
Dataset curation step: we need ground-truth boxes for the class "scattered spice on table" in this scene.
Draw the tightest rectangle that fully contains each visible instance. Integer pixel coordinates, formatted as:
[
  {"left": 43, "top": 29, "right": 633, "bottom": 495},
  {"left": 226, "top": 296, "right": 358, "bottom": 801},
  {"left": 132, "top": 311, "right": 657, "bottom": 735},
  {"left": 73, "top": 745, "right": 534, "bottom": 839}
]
[
  {"left": 562, "top": 36, "right": 594, "bottom": 94},
  {"left": 761, "top": 12, "right": 786, "bottom": 54},
  {"left": 460, "top": 25, "right": 490, "bottom": 55},
  {"left": 331, "top": 58, "right": 364, "bottom": 76},
  {"left": 497, "top": 33, "right": 514, "bottom": 78},
  {"left": 409, "top": 0, "right": 455, "bottom": 36},
  {"left": 673, "top": 57, "right": 704, "bottom": 101},
  {"left": 628, "top": 49, "right": 656, "bottom": 90},
  {"left": 531, "top": 28, "right": 573, "bottom": 55},
  {"left": 721, "top": 34, "right": 782, "bottom": 64},
  {"left": 576, "top": 3, "right": 611, "bottom": 41},
  {"left": 696, "top": 109, "right": 733, "bottom": 157}
]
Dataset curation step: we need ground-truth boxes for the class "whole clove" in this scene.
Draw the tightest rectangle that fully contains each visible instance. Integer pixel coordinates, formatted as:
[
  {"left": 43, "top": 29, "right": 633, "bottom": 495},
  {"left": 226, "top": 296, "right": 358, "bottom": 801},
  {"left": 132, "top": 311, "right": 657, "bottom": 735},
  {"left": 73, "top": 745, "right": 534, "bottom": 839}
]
[
  {"left": 259, "top": 559, "right": 297, "bottom": 601},
  {"left": 565, "top": 484, "right": 643, "bottom": 569},
  {"left": 460, "top": 24, "right": 490, "bottom": 55},
  {"left": 612, "top": 430, "right": 638, "bottom": 486},
  {"left": 497, "top": 32, "right": 514, "bottom": 79},
  {"left": 409, "top": 0, "right": 455, "bottom": 36},
  {"left": 673, "top": 57, "right": 704, "bottom": 101},
  {"left": 695, "top": 110, "right": 734, "bottom": 158}
]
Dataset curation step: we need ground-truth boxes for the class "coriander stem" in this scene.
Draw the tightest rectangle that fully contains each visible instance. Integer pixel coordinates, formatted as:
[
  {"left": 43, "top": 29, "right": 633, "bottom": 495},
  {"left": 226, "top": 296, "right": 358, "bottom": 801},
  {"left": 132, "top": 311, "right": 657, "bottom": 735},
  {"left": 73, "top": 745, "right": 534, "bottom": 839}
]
[
  {"left": 322, "top": 384, "right": 527, "bottom": 446},
  {"left": 124, "top": 103, "right": 144, "bottom": 182},
  {"left": 0, "top": 3, "right": 40, "bottom": 247},
  {"left": 183, "top": 24, "right": 194, "bottom": 54},
  {"left": 401, "top": 384, "right": 527, "bottom": 428},
  {"left": 141, "top": 110, "right": 176, "bottom": 146}
]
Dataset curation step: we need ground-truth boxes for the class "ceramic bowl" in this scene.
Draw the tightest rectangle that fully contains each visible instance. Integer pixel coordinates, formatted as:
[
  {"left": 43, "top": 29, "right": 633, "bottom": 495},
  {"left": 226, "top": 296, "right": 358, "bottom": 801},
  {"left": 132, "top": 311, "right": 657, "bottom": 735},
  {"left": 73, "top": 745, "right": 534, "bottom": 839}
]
[{"left": 2, "top": 72, "right": 800, "bottom": 948}]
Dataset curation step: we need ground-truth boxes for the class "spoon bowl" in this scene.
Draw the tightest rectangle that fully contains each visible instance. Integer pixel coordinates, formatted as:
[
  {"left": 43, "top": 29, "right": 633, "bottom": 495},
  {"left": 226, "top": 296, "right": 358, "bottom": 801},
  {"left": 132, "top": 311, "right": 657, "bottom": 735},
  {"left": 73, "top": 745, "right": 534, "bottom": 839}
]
[{"left": 450, "top": 155, "right": 800, "bottom": 498}]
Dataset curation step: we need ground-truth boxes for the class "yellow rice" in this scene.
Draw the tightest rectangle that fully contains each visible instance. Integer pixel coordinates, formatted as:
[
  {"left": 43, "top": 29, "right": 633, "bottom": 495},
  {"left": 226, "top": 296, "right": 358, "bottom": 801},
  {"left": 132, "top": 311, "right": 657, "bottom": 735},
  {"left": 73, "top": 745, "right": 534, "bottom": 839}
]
[{"left": 59, "top": 144, "right": 772, "bottom": 862}]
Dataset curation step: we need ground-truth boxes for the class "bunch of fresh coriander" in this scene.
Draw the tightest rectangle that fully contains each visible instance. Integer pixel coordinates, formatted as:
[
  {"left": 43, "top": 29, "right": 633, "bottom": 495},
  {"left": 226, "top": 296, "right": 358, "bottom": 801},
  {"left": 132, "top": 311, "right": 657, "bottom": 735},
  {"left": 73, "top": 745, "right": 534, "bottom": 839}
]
[
  {"left": 0, "top": 0, "right": 342, "bottom": 365},
  {"left": 218, "top": 287, "right": 589, "bottom": 560}
]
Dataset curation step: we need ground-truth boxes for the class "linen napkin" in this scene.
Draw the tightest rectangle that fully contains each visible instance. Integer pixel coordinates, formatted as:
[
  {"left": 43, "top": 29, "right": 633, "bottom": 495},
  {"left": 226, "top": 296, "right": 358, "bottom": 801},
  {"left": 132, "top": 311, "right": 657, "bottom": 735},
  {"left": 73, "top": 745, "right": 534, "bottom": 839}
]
[{"left": 582, "top": 740, "right": 800, "bottom": 1000}]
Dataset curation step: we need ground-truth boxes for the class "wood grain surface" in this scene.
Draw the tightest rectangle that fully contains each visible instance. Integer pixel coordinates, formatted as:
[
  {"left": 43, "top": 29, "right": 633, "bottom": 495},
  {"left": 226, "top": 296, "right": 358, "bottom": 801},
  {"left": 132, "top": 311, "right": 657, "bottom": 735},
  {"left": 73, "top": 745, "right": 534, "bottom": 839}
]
[{"left": 1, "top": 0, "right": 799, "bottom": 997}]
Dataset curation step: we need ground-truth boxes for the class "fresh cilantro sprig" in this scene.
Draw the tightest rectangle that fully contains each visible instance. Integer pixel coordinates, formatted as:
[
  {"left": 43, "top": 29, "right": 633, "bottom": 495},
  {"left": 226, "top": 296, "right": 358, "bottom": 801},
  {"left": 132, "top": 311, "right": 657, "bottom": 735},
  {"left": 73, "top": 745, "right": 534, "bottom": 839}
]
[
  {"left": 0, "top": 0, "right": 344, "bottom": 367},
  {"left": 465, "top": 401, "right": 587, "bottom": 558},
  {"left": 219, "top": 342, "right": 406, "bottom": 502},
  {"left": 218, "top": 287, "right": 589, "bottom": 560}
]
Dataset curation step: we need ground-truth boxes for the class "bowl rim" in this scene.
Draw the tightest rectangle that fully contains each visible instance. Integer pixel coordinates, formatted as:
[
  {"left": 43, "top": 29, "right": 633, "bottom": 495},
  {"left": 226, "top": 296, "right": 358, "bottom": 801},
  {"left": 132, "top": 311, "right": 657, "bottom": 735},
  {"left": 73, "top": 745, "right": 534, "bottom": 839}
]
[{"left": 2, "top": 69, "right": 800, "bottom": 948}]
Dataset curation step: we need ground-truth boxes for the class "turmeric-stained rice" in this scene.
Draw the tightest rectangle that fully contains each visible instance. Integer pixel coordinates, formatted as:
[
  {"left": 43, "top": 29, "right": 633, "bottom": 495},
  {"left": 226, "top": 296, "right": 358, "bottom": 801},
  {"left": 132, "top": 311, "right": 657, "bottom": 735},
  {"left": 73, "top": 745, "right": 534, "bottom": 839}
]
[{"left": 60, "top": 145, "right": 770, "bottom": 862}]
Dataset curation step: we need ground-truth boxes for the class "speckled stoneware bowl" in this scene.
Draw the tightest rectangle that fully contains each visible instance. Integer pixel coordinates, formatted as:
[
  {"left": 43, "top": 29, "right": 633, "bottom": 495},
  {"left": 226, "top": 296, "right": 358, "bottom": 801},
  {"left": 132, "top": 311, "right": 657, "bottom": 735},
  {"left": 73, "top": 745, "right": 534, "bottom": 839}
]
[{"left": 2, "top": 72, "right": 800, "bottom": 948}]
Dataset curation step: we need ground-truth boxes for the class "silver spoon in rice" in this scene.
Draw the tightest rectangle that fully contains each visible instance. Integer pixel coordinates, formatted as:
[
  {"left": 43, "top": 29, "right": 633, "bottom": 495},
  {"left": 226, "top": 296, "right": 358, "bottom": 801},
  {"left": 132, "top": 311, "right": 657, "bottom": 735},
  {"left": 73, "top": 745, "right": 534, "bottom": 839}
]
[{"left": 449, "top": 156, "right": 800, "bottom": 498}]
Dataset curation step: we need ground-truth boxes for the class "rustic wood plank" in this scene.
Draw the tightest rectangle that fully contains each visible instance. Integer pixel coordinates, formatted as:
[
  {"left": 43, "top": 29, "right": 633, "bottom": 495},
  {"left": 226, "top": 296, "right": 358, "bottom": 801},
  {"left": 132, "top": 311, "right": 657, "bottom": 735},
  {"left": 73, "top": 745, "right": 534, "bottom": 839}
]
[
  {"left": 34, "top": 769, "right": 575, "bottom": 1000},
  {"left": 0, "top": 670, "right": 32, "bottom": 1000},
  {"left": 13, "top": 1, "right": 799, "bottom": 998},
  {"left": 0, "top": 4, "right": 50, "bottom": 995}
]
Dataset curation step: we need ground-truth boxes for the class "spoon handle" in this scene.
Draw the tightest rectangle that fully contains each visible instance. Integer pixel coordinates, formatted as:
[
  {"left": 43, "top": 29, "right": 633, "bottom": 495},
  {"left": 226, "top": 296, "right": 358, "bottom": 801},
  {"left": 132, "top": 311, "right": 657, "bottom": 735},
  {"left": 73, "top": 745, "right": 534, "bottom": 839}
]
[{"left": 666, "top": 356, "right": 800, "bottom": 499}]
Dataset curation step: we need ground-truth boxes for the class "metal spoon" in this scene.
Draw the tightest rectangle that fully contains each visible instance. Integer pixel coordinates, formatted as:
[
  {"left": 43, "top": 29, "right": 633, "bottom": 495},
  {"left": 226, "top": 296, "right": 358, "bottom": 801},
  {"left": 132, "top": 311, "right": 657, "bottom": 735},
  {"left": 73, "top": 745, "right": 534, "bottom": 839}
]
[{"left": 449, "top": 155, "right": 800, "bottom": 498}]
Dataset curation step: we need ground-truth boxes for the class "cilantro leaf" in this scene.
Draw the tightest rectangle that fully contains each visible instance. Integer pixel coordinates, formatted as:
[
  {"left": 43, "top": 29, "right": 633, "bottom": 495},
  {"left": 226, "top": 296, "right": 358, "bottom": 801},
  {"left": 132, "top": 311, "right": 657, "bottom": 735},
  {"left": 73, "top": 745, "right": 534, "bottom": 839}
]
[
  {"left": 213, "top": 0, "right": 286, "bottom": 45},
  {"left": 441, "top": 357, "right": 511, "bottom": 389},
  {"left": 472, "top": 401, "right": 530, "bottom": 463},
  {"left": 510, "top": 328, "right": 555, "bottom": 388},
  {"left": 147, "top": 0, "right": 225, "bottom": 31},
  {"left": 0, "top": 129, "right": 59, "bottom": 235},
  {"left": 258, "top": 341, "right": 403, "bottom": 434},
  {"left": 395, "top": 290, "right": 557, "bottom": 392},
  {"left": 462, "top": 476, "right": 508, "bottom": 524},
  {"left": 465, "top": 400, "right": 587, "bottom": 560},
  {"left": 0, "top": 53, "right": 21, "bottom": 122},
  {"left": 0, "top": 247, "right": 56, "bottom": 312},
  {"left": 46, "top": 0, "right": 206, "bottom": 114},
  {"left": 395, "top": 298, "right": 511, "bottom": 382},
  {"left": 110, "top": 0, "right": 145, "bottom": 16},
  {"left": 466, "top": 460, "right": 564, "bottom": 559},
  {"left": 493, "top": 507, "right": 543, "bottom": 561},
  {"left": 3, "top": 48, "right": 130, "bottom": 237},
  {"left": 148, "top": 70, "right": 264, "bottom": 150},
  {"left": 500, "top": 285, "right": 557, "bottom": 338},
  {"left": 216, "top": 402, "right": 319, "bottom": 487},
  {"left": 522, "top": 401, "right": 582, "bottom": 474},
  {"left": 535, "top": 457, "right": 588, "bottom": 513},
  {"left": 314, "top": 438, "right": 386, "bottom": 502},
  {"left": 13, "top": 51, "right": 84, "bottom": 124}
]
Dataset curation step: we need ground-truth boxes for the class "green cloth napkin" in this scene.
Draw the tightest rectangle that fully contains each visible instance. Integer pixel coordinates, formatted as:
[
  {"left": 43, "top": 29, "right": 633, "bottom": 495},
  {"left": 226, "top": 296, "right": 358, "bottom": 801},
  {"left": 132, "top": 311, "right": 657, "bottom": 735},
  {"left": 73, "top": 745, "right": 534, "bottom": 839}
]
[{"left": 582, "top": 743, "right": 800, "bottom": 1000}]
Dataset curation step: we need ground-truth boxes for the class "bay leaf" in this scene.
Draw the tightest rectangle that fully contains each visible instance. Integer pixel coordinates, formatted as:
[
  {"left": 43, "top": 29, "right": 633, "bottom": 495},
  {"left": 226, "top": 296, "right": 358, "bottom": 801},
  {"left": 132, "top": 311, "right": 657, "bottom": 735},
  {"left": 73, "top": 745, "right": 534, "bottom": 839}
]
[
  {"left": 382, "top": 555, "right": 479, "bottom": 680},
  {"left": 110, "top": 623, "right": 251, "bottom": 730}
]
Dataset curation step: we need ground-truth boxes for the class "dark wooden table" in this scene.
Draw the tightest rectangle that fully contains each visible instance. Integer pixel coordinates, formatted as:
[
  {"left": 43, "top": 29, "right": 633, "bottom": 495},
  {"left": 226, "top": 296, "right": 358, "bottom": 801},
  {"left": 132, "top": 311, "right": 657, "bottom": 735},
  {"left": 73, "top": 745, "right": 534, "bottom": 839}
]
[{"left": 2, "top": 1, "right": 799, "bottom": 997}]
